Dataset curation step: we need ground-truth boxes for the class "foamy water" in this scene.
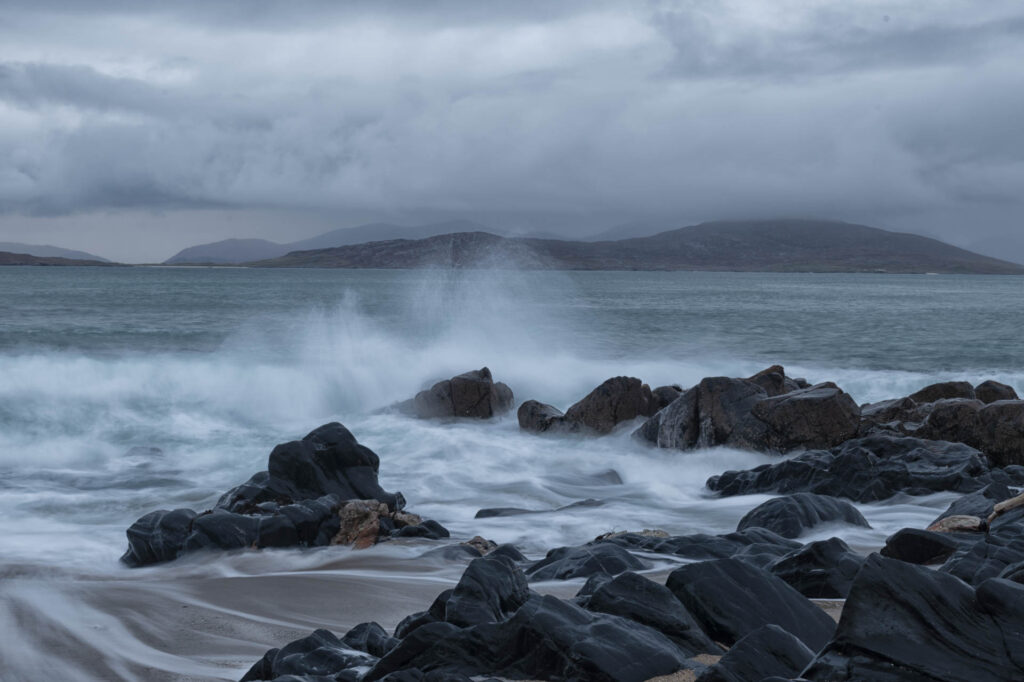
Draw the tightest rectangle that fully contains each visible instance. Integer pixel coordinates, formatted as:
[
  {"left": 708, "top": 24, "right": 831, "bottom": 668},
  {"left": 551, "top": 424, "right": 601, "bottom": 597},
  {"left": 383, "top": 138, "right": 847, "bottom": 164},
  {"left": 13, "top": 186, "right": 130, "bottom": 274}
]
[{"left": 0, "top": 267, "right": 1021, "bottom": 680}]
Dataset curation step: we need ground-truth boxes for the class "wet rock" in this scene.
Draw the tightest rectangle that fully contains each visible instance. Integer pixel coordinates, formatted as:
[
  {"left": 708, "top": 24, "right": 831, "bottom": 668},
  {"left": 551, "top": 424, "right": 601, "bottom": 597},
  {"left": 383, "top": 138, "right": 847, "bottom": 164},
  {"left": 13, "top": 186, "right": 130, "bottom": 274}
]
[
  {"left": 413, "top": 367, "right": 513, "bottom": 419},
  {"left": 803, "top": 554, "right": 1024, "bottom": 682},
  {"left": 365, "top": 594, "right": 700, "bottom": 682},
  {"left": 940, "top": 521, "right": 1024, "bottom": 585},
  {"left": 696, "top": 624, "right": 814, "bottom": 682},
  {"left": 859, "top": 396, "right": 918, "bottom": 429},
  {"left": 651, "top": 384, "right": 684, "bottom": 409},
  {"left": 394, "top": 590, "right": 453, "bottom": 639},
  {"left": 707, "top": 435, "right": 1013, "bottom": 502},
  {"left": 341, "top": 622, "right": 399, "bottom": 658},
  {"left": 931, "top": 482, "right": 1014, "bottom": 525},
  {"left": 598, "top": 527, "right": 800, "bottom": 567},
  {"left": 444, "top": 555, "right": 530, "bottom": 627},
  {"left": 927, "top": 515, "right": 986, "bottom": 533},
  {"left": 746, "top": 365, "right": 802, "bottom": 397},
  {"left": 744, "top": 383, "right": 860, "bottom": 451},
  {"left": 122, "top": 423, "right": 445, "bottom": 567},
  {"left": 474, "top": 498, "right": 602, "bottom": 519},
  {"left": 577, "top": 571, "right": 723, "bottom": 656},
  {"left": 768, "top": 537, "right": 865, "bottom": 598},
  {"left": 736, "top": 493, "right": 870, "bottom": 539},
  {"left": 239, "top": 628, "right": 375, "bottom": 681},
  {"left": 976, "top": 379, "right": 1019, "bottom": 404},
  {"left": 916, "top": 399, "right": 1024, "bottom": 467},
  {"left": 525, "top": 542, "right": 647, "bottom": 581},
  {"left": 908, "top": 380, "right": 977, "bottom": 404},
  {"left": 460, "top": 536, "right": 497, "bottom": 555},
  {"left": 665, "top": 558, "right": 836, "bottom": 651},
  {"left": 987, "top": 489, "right": 1024, "bottom": 525},
  {"left": 515, "top": 400, "right": 568, "bottom": 433},
  {"left": 562, "top": 376, "right": 657, "bottom": 434},
  {"left": 880, "top": 528, "right": 967, "bottom": 565}
]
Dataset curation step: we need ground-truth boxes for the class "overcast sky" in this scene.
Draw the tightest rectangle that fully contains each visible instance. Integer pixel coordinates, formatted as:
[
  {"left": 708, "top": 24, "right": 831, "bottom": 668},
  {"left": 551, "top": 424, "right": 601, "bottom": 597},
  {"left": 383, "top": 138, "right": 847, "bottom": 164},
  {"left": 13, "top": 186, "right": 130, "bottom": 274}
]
[{"left": 0, "top": 1, "right": 1022, "bottom": 262}]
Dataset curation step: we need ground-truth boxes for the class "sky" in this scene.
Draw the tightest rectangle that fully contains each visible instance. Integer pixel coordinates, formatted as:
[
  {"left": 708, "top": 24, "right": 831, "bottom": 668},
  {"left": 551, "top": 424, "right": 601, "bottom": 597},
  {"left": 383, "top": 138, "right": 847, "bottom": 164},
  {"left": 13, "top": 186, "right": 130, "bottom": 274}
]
[{"left": 0, "top": 1, "right": 1022, "bottom": 263}]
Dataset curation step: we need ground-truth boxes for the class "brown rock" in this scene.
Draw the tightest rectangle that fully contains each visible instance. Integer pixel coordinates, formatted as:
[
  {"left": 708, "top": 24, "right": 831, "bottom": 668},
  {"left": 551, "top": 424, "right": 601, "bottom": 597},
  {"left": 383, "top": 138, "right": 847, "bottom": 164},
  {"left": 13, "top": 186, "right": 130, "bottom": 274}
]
[
  {"left": 987, "top": 491, "right": 1024, "bottom": 525},
  {"left": 563, "top": 376, "right": 656, "bottom": 434},
  {"left": 747, "top": 365, "right": 802, "bottom": 397},
  {"left": 413, "top": 367, "right": 514, "bottom": 419},
  {"left": 517, "top": 400, "right": 569, "bottom": 433},
  {"left": 908, "top": 381, "right": 976, "bottom": 404},
  {"left": 334, "top": 499, "right": 389, "bottom": 549},
  {"left": 927, "top": 515, "right": 986, "bottom": 533},
  {"left": 975, "top": 380, "right": 1019, "bottom": 404},
  {"left": 462, "top": 535, "right": 498, "bottom": 555}
]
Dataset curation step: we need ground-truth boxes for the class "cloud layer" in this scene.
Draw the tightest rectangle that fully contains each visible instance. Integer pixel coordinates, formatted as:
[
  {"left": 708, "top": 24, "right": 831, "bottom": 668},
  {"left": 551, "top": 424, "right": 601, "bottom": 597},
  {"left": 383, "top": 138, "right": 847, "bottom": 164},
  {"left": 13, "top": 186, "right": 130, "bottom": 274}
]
[{"left": 0, "top": 1, "right": 1021, "bottom": 261}]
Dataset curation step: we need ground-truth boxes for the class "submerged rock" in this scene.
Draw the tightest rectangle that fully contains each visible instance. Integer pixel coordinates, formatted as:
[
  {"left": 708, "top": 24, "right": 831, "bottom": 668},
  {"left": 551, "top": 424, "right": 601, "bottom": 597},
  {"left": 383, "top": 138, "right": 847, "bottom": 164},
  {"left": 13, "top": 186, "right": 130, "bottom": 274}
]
[
  {"left": 413, "top": 367, "right": 513, "bottom": 419},
  {"left": 597, "top": 527, "right": 800, "bottom": 567},
  {"left": 122, "top": 423, "right": 446, "bottom": 567},
  {"left": 736, "top": 492, "right": 870, "bottom": 539},
  {"left": 515, "top": 399, "right": 568, "bottom": 433}
]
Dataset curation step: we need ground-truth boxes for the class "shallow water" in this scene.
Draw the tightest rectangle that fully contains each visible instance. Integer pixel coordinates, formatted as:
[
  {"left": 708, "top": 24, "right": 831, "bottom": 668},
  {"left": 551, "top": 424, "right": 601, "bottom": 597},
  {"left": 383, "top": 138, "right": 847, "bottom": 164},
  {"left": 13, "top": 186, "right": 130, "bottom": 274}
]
[{"left": 0, "top": 267, "right": 1021, "bottom": 680}]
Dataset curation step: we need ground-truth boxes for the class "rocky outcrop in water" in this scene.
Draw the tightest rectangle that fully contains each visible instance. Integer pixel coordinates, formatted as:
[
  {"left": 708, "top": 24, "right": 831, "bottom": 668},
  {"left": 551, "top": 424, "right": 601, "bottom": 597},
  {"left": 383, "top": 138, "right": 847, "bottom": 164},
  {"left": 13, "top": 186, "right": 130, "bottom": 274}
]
[
  {"left": 411, "top": 367, "right": 514, "bottom": 419},
  {"left": 121, "top": 423, "right": 448, "bottom": 567},
  {"left": 518, "top": 376, "right": 658, "bottom": 435},
  {"left": 736, "top": 492, "right": 871, "bottom": 539}
]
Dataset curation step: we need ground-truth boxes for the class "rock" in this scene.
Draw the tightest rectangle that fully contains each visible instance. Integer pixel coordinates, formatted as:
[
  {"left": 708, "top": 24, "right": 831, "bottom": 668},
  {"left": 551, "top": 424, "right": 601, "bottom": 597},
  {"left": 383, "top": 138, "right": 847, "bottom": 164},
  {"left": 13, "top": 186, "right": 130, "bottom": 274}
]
[
  {"left": 931, "top": 482, "right": 1014, "bottom": 525},
  {"left": 768, "top": 537, "right": 865, "bottom": 598},
  {"left": 597, "top": 527, "right": 800, "bottom": 567},
  {"left": 988, "top": 489, "right": 1024, "bottom": 525},
  {"left": 802, "top": 554, "right": 1024, "bottom": 681},
  {"left": 239, "top": 628, "right": 375, "bottom": 681},
  {"left": 665, "top": 558, "right": 836, "bottom": 651},
  {"left": 736, "top": 493, "right": 870, "bottom": 539},
  {"left": 908, "top": 380, "right": 977, "bottom": 404},
  {"left": 121, "top": 423, "right": 445, "bottom": 567},
  {"left": 460, "top": 536, "right": 497, "bottom": 555},
  {"left": 696, "top": 624, "right": 815, "bottom": 682},
  {"left": 880, "top": 528, "right": 967, "bottom": 565},
  {"left": 859, "top": 396, "right": 918, "bottom": 429},
  {"left": 413, "top": 368, "right": 513, "bottom": 419},
  {"left": 927, "top": 515, "right": 986, "bottom": 533},
  {"left": 444, "top": 555, "right": 530, "bottom": 627},
  {"left": 578, "top": 571, "right": 723, "bottom": 656},
  {"left": 525, "top": 542, "right": 647, "bottom": 581},
  {"left": 976, "top": 379, "right": 1019, "bottom": 404},
  {"left": 916, "top": 399, "right": 1024, "bottom": 467},
  {"left": 633, "top": 383, "right": 699, "bottom": 448},
  {"left": 562, "top": 376, "right": 657, "bottom": 434},
  {"left": 394, "top": 589, "right": 453, "bottom": 639},
  {"left": 707, "top": 435, "right": 1011, "bottom": 502},
  {"left": 515, "top": 400, "right": 568, "bottom": 433},
  {"left": 744, "top": 384, "right": 860, "bottom": 452},
  {"left": 342, "top": 622, "right": 399, "bottom": 658},
  {"left": 474, "top": 498, "right": 602, "bottom": 519},
  {"left": 651, "top": 384, "right": 684, "bottom": 410},
  {"left": 746, "top": 365, "right": 802, "bottom": 397},
  {"left": 940, "top": 521, "right": 1024, "bottom": 586}
]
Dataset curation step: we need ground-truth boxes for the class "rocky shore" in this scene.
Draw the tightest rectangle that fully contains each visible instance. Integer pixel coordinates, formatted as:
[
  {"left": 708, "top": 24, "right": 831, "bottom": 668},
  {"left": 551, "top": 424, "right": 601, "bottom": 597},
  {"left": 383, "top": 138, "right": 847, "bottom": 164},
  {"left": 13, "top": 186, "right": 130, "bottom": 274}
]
[{"left": 123, "top": 366, "right": 1024, "bottom": 681}]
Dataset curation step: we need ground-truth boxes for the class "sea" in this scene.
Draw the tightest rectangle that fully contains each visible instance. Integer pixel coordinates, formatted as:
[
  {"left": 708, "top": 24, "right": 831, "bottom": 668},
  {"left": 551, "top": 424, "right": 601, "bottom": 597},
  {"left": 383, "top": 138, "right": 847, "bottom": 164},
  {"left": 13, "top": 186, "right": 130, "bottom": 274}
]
[{"left": 1, "top": 266, "right": 1022, "bottom": 680}]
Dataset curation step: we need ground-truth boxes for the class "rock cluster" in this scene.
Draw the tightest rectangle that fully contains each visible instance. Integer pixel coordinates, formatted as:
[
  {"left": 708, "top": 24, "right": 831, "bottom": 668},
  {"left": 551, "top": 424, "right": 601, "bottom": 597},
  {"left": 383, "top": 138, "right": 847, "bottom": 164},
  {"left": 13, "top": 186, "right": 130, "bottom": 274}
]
[
  {"left": 518, "top": 376, "right": 663, "bottom": 434},
  {"left": 409, "top": 367, "right": 514, "bottom": 419},
  {"left": 121, "top": 423, "right": 448, "bottom": 567}
]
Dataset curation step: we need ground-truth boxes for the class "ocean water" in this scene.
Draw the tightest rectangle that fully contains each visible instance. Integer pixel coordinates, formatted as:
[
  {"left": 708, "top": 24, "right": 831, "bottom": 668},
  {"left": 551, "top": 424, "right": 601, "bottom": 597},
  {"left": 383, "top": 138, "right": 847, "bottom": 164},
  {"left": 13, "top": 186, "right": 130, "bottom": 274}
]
[{"left": 1, "top": 266, "right": 1022, "bottom": 680}]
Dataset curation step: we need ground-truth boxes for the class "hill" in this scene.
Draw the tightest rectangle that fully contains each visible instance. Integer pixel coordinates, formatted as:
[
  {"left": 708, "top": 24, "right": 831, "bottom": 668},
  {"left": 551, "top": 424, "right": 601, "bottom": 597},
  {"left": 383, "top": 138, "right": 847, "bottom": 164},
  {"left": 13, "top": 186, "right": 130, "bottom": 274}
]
[
  {"left": 0, "top": 242, "right": 109, "bottom": 262},
  {"left": 163, "top": 220, "right": 489, "bottom": 264},
  {"left": 0, "top": 251, "right": 115, "bottom": 266},
  {"left": 249, "top": 220, "right": 1024, "bottom": 274}
]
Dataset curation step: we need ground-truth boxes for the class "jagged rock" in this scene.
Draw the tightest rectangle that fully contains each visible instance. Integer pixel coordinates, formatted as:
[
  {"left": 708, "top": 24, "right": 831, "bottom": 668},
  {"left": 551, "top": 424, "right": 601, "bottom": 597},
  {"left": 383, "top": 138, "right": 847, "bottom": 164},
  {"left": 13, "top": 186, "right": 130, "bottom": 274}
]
[
  {"left": 515, "top": 400, "right": 568, "bottom": 433},
  {"left": 880, "top": 528, "right": 967, "bottom": 565},
  {"left": 122, "top": 423, "right": 445, "bottom": 567},
  {"left": 768, "top": 537, "right": 865, "bottom": 598},
  {"left": 707, "top": 435, "right": 1018, "bottom": 502},
  {"left": 939, "top": 508, "right": 1024, "bottom": 585},
  {"left": 597, "top": 527, "right": 800, "bottom": 567},
  {"left": 803, "top": 554, "right": 1024, "bottom": 682},
  {"left": 561, "top": 376, "right": 657, "bottom": 434},
  {"left": 665, "top": 558, "right": 836, "bottom": 651},
  {"left": 413, "top": 368, "right": 513, "bottom": 419},
  {"left": 746, "top": 365, "right": 802, "bottom": 397},
  {"left": 908, "top": 381, "right": 977, "bottom": 404},
  {"left": 975, "top": 379, "right": 1019, "bottom": 404},
  {"left": 576, "top": 571, "right": 723, "bottom": 656},
  {"left": 696, "top": 624, "right": 814, "bottom": 682},
  {"left": 736, "top": 493, "right": 870, "bottom": 539},
  {"left": 525, "top": 542, "right": 647, "bottom": 581}
]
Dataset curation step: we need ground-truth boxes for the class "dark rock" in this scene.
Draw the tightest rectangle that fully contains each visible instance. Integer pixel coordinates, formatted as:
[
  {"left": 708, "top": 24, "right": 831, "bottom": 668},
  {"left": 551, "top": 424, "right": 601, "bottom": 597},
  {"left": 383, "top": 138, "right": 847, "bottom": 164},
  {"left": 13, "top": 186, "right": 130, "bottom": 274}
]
[
  {"left": 998, "top": 560, "right": 1024, "bottom": 583},
  {"left": 744, "top": 384, "right": 860, "bottom": 452},
  {"left": 515, "top": 400, "right": 568, "bottom": 433},
  {"left": 121, "top": 508, "right": 197, "bottom": 567},
  {"left": 598, "top": 527, "right": 800, "bottom": 567},
  {"left": 908, "top": 380, "right": 976, "bottom": 404},
  {"left": 746, "top": 365, "right": 802, "bottom": 397},
  {"left": 633, "top": 383, "right": 699, "bottom": 448},
  {"left": 239, "top": 628, "right": 375, "bottom": 681},
  {"left": 394, "top": 589, "right": 453, "bottom": 639},
  {"left": 526, "top": 542, "right": 647, "bottom": 581},
  {"left": 579, "top": 571, "right": 723, "bottom": 656},
  {"left": 651, "top": 384, "right": 684, "bottom": 409},
  {"left": 489, "top": 544, "right": 527, "bottom": 562},
  {"left": 916, "top": 398, "right": 1024, "bottom": 467},
  {"left": 341, "top": 622, "right": 399, "bottom": 658},
  {"left": 562, "top": 376, "right": 657, "bottom": 434},
  {"left": 736, "top": 493, "right": 870, "bottom": 539},
  {"left": 696, "top": 624, "right": 814, "bottom": 682},
  {"left": 880, "top": 528, "right": 968, "bottom": 565},
  {"left": 940, "top": 524, "right": 1024, "bottom": 586},
  {"left": 768, "top": 537, "right": 865, "bottom": 598},
  {"left": 666, "top": 558, "right": 836, "bottom": 651},
  {"left": 444, "top": 555, "right": 530, "bottom": 627},
  {"left": 976, "top": 379, "right": 1019, "bottom": 404},
  {"left": 708, "top": 435, "right": 1007, "bottom": 502},
  {"left": 365, "top": 594, "right": 699, "bottom": 682},
  {"left": 803, "top": 554, "right": 1024, "bottom": 682},
  {"left": 859, "top": 396, "right": 918, "bottom": 430},
  {"left": 931, "top": 482, "right": 1014, "bottom": 525},
  {"left": 390, "top": 519, "right": 450, "bottom": 540},
  {"left": 413, "top": 368, "right": 513, "bottom": 419},
  {"left": 474, "top": 498, "right": 602, "bottom": 519}
]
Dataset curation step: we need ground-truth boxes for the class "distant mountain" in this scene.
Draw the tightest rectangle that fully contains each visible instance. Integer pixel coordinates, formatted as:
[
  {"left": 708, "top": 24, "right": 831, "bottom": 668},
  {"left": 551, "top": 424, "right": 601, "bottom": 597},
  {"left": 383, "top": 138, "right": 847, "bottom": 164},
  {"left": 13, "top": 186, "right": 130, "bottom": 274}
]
[
  {"left": 249, "top": 219, "right": 1024, "bottom": 274},
  {"left": 582, "top": 219, "right": 683, "bottom": 242},
  {"left": 0, "top": 242, "right": 109, "bottom": 262},
  {"left": 0, "top": 250, "right": 114, "bottom": 266},
  {"left": 163, "top": 220, "right": 490, "bottom": 264}
]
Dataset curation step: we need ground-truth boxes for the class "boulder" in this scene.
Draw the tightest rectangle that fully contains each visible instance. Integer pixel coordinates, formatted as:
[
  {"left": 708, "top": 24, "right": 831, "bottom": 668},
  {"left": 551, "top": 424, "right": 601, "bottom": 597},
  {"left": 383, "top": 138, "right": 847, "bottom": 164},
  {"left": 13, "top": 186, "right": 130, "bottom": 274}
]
[
  {"left": 597, "top": 527, "right": 800, "bottom": 567},
  {"left": 562, "top": 376, "right": 657, "bottom": 434},
  {"left": 880, "top": 528, "right": 968, "bottom": 565},
  {"left": 939, "top": 515, "right": 1024, "bottom": 586},
  {"left": 746, "top": 365, "right": 802, "bottom": 397},
  {"left": 696, "top": 624, "right": 814, "bottom": 682},
  {"left": 908, "top": 380, "right": 976, "bottom": 404},
  {"left": 444, "top": 555, "right": 530, "bottom": 628},
  {"left": 239, "top": 628, "right": 375, "bottom": 681},
  {"left": 525, "top": 543, "right": 647, "bottom": 581},
  {"left": 743, "top": 384, "right": 860, "bottom": 451},
  {"left": 859, "top": 396, "right": 918, "bottom": 429},
  {"left": 665, "top": 558, "right": 836, "bottom": 651},
  {"left": 976, "top": 379, "right": 1019, "bottom": 404},
  {"left": 768, "top": 537, "right": 865, "bottom": 598},
  {"left": 736, "top": 493, "right": 870, "bottom": 539},
  {"left": 651, "top": 384, "right": 684, "bottom": 410},
  {"left": 515, "top": 400, "right": 568, "bottom": 433},
  {"left": 413, "top": 367, "right": 513, "bottom": 419},
  {"left": 341, "top": 622, "right": 399, "bottom": 658},
  {"left": 577, "top": 571, "right": 723, "bottom": 656},
  {"left": 914, "top": 399, "right": 1024, "bottom": 467},
  {"left": 803, "top": 554, "right": 1024, "bottom": 682},
  {"left": 931, "top": 482, "right": 1014, "bottom": 525}
]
